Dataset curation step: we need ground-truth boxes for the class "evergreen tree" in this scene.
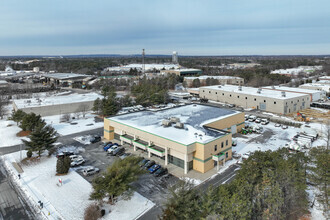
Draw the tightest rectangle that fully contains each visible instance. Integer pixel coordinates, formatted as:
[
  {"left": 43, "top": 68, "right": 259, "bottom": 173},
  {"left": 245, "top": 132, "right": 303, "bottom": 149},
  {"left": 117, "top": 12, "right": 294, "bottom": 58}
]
[
  {"left": 192, "top": 78, "right": 200, "bottom": 87},
  {"left": 90, "top": 156, "right": 144, "bottom": 203},
  {"left": 20, "top": 113, "right": 46, "bottom": 131},
  {"left": 56, "top": 156, "right": 71, "bottom": 174},
  {"left": 11, "top": 110, "right": 27, "bottom": 125},
  {"left": 23, "top": 124, "right": 58, "bottom": 156}
]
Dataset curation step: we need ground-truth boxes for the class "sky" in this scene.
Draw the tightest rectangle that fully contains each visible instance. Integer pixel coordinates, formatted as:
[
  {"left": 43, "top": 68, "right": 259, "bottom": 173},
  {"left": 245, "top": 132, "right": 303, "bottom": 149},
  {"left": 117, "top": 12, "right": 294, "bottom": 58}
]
[{"left": 0, "top": 0, "right": 329, "bottom": 56}]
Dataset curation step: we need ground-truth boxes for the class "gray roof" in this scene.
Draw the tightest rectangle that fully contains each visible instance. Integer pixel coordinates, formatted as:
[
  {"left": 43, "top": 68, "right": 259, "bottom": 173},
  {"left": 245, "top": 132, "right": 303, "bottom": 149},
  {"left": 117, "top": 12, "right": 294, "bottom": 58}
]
[{"left": 43, "top": 73, "right": 86, "bottom": 80}]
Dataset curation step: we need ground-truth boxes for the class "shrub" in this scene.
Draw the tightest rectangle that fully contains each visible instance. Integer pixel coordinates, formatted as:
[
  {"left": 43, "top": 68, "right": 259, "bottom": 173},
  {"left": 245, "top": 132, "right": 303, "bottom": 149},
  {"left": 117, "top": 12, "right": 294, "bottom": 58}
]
[
  {"left": 26, "top": 150, "right": 32, "bottom": 158},
  {"left": 56, "top": 156, "right": 71, "bottom": 174},
  {"left": 84, "top": 203, "right": 102, "bottom": 220}
]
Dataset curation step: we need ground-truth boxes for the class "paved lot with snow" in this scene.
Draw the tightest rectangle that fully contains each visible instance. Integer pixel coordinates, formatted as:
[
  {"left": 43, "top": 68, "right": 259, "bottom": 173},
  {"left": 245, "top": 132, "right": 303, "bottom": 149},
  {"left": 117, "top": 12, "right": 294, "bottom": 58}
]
[
  {"left": 1, "top": 151, "right": 155, "bottom": 220},
  {"left": 43, "top": 112, "right": 104, "bottom": 136}
]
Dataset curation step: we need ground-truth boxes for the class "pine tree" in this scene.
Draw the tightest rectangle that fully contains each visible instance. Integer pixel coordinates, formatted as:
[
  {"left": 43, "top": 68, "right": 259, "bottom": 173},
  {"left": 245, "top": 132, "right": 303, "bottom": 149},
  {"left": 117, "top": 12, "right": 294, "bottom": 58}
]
[
  {"left": 56, "top": 156, "right": 71, "bottom": 174},
  {"left": 11, "top": 110, "right": 26, "bottom": 125},
  {"left": 23, "top": 124, "right": 58, "bottom": 156},
  {"left": 20, "top": 113, "right": 46, "bottom": 131}
]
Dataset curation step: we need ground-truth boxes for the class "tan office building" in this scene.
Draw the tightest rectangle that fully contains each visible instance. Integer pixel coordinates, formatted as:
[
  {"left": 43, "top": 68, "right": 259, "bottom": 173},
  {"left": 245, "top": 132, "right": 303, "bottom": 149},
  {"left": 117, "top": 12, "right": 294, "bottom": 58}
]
[
  {"left": 199, "top": 85, "right": 311, "bottom": 115},
  {"left": 104, "top": 104, "right": 244, "bottom": 174}
]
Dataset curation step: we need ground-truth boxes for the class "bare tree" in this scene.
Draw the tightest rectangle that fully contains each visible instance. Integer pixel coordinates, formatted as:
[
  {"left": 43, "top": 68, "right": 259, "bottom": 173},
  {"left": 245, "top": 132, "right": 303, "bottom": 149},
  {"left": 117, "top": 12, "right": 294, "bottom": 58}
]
[
  {"left": 0, "top": 96, "right": 9, "bottom": 119},
  {"left": 60, "top": 113, "right": 71, "bottom": 123}
]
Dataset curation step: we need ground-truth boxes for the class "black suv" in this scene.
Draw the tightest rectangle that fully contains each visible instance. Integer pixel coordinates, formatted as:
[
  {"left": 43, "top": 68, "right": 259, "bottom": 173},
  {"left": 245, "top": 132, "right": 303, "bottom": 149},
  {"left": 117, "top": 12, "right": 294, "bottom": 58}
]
[{"left": 90, "top": 135, "right": 101, "bottom": 143}]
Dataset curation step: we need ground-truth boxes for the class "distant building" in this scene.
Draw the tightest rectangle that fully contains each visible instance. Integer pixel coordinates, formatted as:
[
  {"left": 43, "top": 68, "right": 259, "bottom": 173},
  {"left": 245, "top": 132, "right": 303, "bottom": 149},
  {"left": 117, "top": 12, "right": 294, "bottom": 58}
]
[
  {"left": 172, "top": 51, "right": 178, "bottom": 64},
  {"left": 270, "top": 66, "right": 323, "bottom": 77},
  {"left": 33, "top": 67, "right": 40, "bottom": 73},
  {"left": 104, "top": 104, "right": 245, "bottom": 174},
  {"left": 13, "top": 92, "right": 102, "bottom": 116},
  {"left": 0, "top": 80, "right": 9, "bottom": 89},
  {"left": 42, "top": 73, "right": 87, "bottom": 87},
  {"left": 184, "top": 75, "right": 244, "bottom": 87},
  {"left": 299, "top": 83, "right": 330, "bottom": 94},
  {"left": 104, "top": 64, "right": 180, "bottom": 73},
  {"left": 160, "top": 68, "right": 202, "bottom": 76},
  {"left": 199, "top": 85, "right": 311, "bottom": 114}
]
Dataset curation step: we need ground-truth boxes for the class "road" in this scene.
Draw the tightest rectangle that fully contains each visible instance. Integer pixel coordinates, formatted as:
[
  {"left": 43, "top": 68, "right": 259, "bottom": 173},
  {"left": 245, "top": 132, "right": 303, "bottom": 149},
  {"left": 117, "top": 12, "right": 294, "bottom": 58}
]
[
  {"left": 0, "top": 159, "right": 34, "bottom": 220},
  {"left": 138, "top": 163, "right": 241, "bottom": 220}
]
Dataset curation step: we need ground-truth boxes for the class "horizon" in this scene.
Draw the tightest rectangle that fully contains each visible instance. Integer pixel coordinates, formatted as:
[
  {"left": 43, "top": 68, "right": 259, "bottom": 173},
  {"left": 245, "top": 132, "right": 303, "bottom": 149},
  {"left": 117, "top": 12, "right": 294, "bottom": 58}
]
[{"left": 1, "top": 0, "right": 330, "bottom": 56}]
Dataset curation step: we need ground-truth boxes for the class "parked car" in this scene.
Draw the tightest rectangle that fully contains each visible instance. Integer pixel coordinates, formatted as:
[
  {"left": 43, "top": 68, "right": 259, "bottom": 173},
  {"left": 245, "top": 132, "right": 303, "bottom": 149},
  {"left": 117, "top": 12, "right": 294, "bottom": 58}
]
[
  {"left": 104, "top": 143, "right": 118, "bottom": 151},
  {"left": 139, "top": 159, "right": 149, "bottom": 167},
  {"left": 242, "top": 152, "right": 251, "bottom": 161},
  {"left": 69, "top": 155, "right": 83, "bottom": 161},
  {"left": 261, "top": 119, "right": 269, "bottom": 125},
  {"left": 232, "top": 139, "right": 237, "bottom": 146},
  {"left": 83, "top": 167, "right": 100, "bottom": 176},
  {"left": 248, "top": 115, "right": 257, "bottom": 122},
  {"left": 70, "top": 158, "right": 85, "bottom": 167},
  {"left": 227, "top": 104, "right": 236, "bottom": 108},
  {"left": 119, "top": 153, "right": 131, "bottom": 160},
  {"left": 100, "top": 142, "right": 112, "bottom": 147},
  {"left": 232, "top": 151, "right": 241, "bottom": 159},
  {"left": 111, "top": 147, "right": 125, "bottom": 156},
  {"left": 148, "top": 164, "right": 161, "bottom": 174},
  {"left": 90, "top": 135, "right": 101, "bottom": 143},
  {"left": 153, "top": 168, "right": 168, "bottom": 177},
  {"left": 255, "top": 118, "right": 261, "bottom": 123},
  {"left": 245, "top": 115, "right": 250, "bottom": 121},
  {"left": 275, "top": 123, "right": 281, "bottom": 127},
  {"left": 107, "top": 145, "right": 120, "bottom": 154},
  {"left": 282, "top": 125, "right": 288, "bottom": 129},
  {"left": 143, "top": 160, "right": 155, "bottom": 169}
]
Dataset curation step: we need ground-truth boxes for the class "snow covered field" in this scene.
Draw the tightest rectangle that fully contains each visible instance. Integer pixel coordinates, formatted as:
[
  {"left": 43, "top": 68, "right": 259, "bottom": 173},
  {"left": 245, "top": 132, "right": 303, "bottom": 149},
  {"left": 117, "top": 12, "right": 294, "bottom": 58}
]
[
  {"left": 0, "top": 119, "right": 28, "bottom": 148},
  {"left": 1, "top": 151, "right": 155, "bottom": 220},
  {"left": 43, "top": 112, "right": 104, "bottom": 136}
]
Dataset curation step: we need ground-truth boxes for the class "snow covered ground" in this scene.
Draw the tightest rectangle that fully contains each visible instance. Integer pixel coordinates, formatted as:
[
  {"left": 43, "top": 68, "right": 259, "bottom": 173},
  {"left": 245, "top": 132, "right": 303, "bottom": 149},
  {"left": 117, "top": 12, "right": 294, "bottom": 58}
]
[
  {"left": 1, "top": 151, "right": 155, "bottom": 220},
  {"left": 0, "top": 119, "right": 29, "bottom": 148},
  {"left": 43, "top": 112, "right": 104, "bottom": 136}
]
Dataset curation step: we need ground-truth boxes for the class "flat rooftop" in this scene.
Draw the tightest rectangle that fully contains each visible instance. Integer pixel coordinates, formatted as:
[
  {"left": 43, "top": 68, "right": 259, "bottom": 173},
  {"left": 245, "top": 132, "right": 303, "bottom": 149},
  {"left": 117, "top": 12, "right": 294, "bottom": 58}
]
[
  {"left": 14, "top": 92, "right": 102, "bottom": 108},
  {"left": 262, "top": 86, "right": 323, "bottom": 94},
  {"left": 43, "top": 73, "right": 86, "bottom": 80},
  {"left": 201, "top": 85, "right": 308, "bottom": 99},
  {"left": 109, "top": 104, "right": 239, "bottom": 145},
  {"left": 185, "top": 75, "right": 242, "bottom": 80}
]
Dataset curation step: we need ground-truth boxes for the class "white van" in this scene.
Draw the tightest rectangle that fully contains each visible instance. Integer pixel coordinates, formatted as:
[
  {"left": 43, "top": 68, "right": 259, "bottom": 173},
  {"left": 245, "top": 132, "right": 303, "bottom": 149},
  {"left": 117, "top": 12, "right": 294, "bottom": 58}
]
[
  {"left": 261, "top": 119, "right": 269, "bottom": 125},
  {"left": 248, "top": 115, "right": 257, "bottom": 122}
]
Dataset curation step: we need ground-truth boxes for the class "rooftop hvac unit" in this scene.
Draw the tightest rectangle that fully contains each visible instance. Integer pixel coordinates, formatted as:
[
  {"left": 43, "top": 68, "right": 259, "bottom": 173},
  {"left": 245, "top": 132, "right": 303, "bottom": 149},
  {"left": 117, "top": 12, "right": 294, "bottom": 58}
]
[
  {"left": 257, "top": 88, "right": 262, "bottom": 94},
  {"left": 281, "top": 91, "right": 286, "bottom": 97},
  {"left": 238, "top": 86, "right": 242, "bottom": 91},
  {"left": 175, "top": 122, "right": 184, "bottom": 129},
  {"left": 218, "top": 85, "right": 221, "bottom": 88},
  {"left": 271, "top": 85, "right": 275, "bottom": 89},
  {"left": 162, "top": 119, "right": 171, "bottom": 127},
  {"left": 170, "top": 117, "right": 180, "bottom": 123}
]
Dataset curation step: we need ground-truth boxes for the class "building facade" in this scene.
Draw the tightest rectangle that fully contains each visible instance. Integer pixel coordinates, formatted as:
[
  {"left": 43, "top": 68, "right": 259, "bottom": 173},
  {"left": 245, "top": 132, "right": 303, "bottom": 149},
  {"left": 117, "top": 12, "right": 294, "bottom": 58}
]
[
  {"left": 199, "top": 85, "right": 311, "bottom": 115},
  {"left": 160, "top": 68, "right": 202, "bottom": 76},
  {"left": 104, "top": 105, "right": 245, "bottom": 174}
]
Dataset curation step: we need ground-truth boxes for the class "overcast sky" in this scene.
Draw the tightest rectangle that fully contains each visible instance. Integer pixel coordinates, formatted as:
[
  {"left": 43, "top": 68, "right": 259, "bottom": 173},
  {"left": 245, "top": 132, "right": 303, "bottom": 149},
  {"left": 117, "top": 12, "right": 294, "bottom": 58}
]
[{"left": 0, "top": 0, "right": 329, "bottom": 56}]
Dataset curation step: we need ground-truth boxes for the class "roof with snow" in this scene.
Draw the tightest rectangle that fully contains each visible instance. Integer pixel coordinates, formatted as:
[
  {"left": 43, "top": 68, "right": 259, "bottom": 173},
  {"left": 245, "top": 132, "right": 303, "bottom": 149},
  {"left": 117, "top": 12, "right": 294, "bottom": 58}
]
[
  {"left": 42, "top": 73, "right": 87, "bottom": 80},
  {"left": 262, "top": 86, "right": 324, "bottom": 95},
  {"left": 201, "top": 85, "right": 309, "bottom": 99},
  {"left": 108, "top": 104, "right": 239, "bottom": 145},
  {"left": 184, "top": 75, "right": 242, "bottom": 80},
  {"left": 14, "top": 92, "right": 102, "bottom": 108}
]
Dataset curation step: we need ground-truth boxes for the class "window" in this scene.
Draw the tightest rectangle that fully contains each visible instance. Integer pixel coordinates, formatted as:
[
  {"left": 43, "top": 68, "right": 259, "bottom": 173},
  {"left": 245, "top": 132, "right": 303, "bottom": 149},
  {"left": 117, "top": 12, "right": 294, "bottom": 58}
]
[
  {"left": 215, "top": 92, "right": 217, "bottom": 94},
  {"left": 264, "top": 100, "right": 266, "bottom": 103},
  {"left": 254, "top": 98, "right": 256, "bottom": 101},
  {"left": 214, "top": 145, "right": 217, "bottom": 151},
  {"left": 209, "top": 91, "right": 211, "bottom": 94},
  {"left": 222, "top": 93, "right": 224, "bottom": 96},
  {"left": 298, "top": 100, "right": 299, "bottom": 102},
  {"left": 303, "top": 98, "right": 304, "bottom": 101},
  {"left": 203, "top": 90, "right": 205, "bottom": 92},
  {"left": 221, "top": 142, "right": 224, "bottom": 148},
  {"left": 274, "top": 101, "right": 276, "bottom": 104},
  {"left": 230, "top": 94, "right": 232, "bottom": 97},
  {"left": 226, "top": 152, "right": 228, "bottom": 158},
  {"left": 237, "top": 96, "right": 240, "bottom": 98},
  {"left": 291, "top": 101, "right": 293, "bottom": 104},
  {"left": 307, "top": 97, "right": 309, "bottom": 100},
  {"left": 226, "top": 140, "right": 228, "bottom": 146},
  {"left": 245, "top": 97, "right": 247, "bottom": 100}
]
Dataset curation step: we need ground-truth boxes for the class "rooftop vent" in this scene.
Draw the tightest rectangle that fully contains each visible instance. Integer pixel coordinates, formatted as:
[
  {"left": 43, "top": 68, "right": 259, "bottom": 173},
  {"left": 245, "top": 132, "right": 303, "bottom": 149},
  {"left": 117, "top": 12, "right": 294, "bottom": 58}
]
[
  {"left": 281, "top": 91, "right": 286, "bottom": 97},
  {"left": 218, "top": 85, "right": 221, "bottom": 88},
  {"left": 162, "top": 119, "right": 171, "bottom": 127},
  {"left": 271, "top": 85, "right": 275, "bottom": 89},
  {"left": 257, "top": 88, "right": 262, "bottom": 94},
  {"left": 238, "top": 86, "right": 242, "bottom": 91},
  {"left": 170, "top": 117, "right": 180, "bottom": 123},
  {"left": 174, "top": 122, "right": 184, "bottom": 129}
]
